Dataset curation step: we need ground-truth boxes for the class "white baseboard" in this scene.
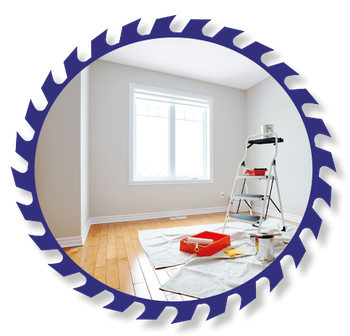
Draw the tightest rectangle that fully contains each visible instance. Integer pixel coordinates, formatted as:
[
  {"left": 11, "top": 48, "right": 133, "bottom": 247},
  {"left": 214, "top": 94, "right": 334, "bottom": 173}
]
[
  {"left": 251, "top": 205, "right": 302, "bottom": 224},
  {"left": 89, "top": 206, "right": 228, "bottom": 225},
  {"left": 56, "top": 236, "right": 83, "bottom": 248},
  {"left": 57, "top": 219, "right": 92, "bottom": 248}
]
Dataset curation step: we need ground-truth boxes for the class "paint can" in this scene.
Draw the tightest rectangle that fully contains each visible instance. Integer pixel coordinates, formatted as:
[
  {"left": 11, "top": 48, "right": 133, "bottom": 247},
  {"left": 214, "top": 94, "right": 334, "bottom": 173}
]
[
  {"left": 255, "top": 235, "right": 275, "bottom": 262},
  {"left": 261, "top": 124, "right": 274, "bottom": 138}
]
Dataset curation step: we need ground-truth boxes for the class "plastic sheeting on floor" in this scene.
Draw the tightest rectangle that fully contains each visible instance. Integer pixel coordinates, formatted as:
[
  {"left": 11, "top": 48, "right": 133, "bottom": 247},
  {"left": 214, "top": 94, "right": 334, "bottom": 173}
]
[{"left": 138, "top": 219, "right": 297, "bottom": 299}]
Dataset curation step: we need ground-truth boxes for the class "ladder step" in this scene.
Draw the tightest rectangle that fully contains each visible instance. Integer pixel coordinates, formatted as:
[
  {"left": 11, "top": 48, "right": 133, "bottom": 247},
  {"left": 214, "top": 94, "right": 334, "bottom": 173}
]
[
  {"left": 228, "top": 214, "right": 261, "bottom": 222},
  {"left": 234, "top": 194, "right": 265, "bottom": 200}
]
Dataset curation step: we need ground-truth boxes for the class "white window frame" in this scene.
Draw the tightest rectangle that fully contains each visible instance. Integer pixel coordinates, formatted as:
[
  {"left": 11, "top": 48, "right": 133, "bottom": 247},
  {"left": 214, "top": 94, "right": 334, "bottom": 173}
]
[{"left": 129, "top": 83, "right": 213, "bottom": 185}]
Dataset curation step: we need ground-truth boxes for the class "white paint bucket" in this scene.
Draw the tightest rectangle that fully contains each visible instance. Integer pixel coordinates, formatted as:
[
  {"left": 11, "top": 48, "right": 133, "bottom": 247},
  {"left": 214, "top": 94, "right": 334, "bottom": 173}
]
[{"left": 256, "top": 236, "right": 275, "bottom": 262}]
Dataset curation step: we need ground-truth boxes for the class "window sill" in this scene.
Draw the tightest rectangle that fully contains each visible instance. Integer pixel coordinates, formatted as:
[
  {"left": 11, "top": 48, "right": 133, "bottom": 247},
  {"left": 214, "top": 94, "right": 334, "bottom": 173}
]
[{"left": 129, "top": 179, "right": 214, "bottom": 186}]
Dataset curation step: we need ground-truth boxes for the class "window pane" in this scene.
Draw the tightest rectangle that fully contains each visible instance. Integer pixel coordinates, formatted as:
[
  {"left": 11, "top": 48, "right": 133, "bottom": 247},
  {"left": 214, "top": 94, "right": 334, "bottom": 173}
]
[
  {"left": 185, "top": 111, "right": 195, "bottom": 121},
  {"left": 194, "top": 112, "right": 203, "bottom": 122},
  {"left": 175, "top": 106, "right": 205, "bottom": 178},
  {"left": 176, "top": 109, "right": 185, "bottom": 120},
  {"left": 159, "top": 108, "right": 168, "bottom": 118},
  {"left": 136, "top": 102, "right": 147, "bottom": 116},
  {"left": 148, "top": 106, "right": 158, "bottom": 117},
  {"left": 135, "top": 115, "right": 169, "bottom": 178}
]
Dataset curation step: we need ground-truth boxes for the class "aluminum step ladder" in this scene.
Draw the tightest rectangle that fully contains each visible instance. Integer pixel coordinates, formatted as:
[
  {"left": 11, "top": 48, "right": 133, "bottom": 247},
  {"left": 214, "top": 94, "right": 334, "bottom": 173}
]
[{"left": 222, "top": 131, "right": 286, "bottom": 234}]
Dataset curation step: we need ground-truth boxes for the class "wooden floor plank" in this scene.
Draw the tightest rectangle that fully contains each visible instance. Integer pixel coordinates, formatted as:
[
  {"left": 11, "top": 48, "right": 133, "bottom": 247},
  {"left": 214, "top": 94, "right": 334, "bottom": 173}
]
[
  {"left": 77, "top": 245, "right": 90, "bottom": 268},
  {"left": 92, "top": 225, "right": 101, "bottom": 237},
  {"left": 154, "top": 267, "right": 170, "bottom": 286},
  {"left": 118, "top": 258, "right": 135, "bottom": 296},
  {"left": 106, "top": 258, "right": 119, "bottom": 290},
  {"left": 138, "top": 257, "right": 167, "bottom": 301},
  {"left": 135, "top": 220, "right": 147, "bottom": 231},
  {"left": 67, "top": 246, "right": 90, "bottom": 268},
  {"left": 144, "top": 219, "right": 158, "bottom": 230},
  {"left": 98, "top": 235, "right": 108, "bottom": 249},
  {"left": 166, "top": 293, "right": 184, "bottom": 301},
  {"left": 127, "top": 223, "right": 139, "bottom": 240},
  {"left": 115, "top": 237, "right": 127, "bottom": 261},
  {"left": 155, "top": 218, "right": 169, "bottom": 229},
  {"left": 101, "top": 224, "right": 108, "bottom": 236},
  {"left": 131, "top": 238, "right": 147, "bottom": 259},
  {"left": 164, "top": 218, "right": 175, "bottom": 227},
  {"left": 114, "top": 224, "right": 123, "bottom": 237},
  {"left": 95, "top": 247, "right": 107, "bottom": 268},
  {"left": 121, "top": 227, "right": 145, "bottom": 284},
  {"left": 134, "top": 282, "right": 151, "bottom": 299},
  {"left": 181, "top": 295, "right": 197, "bottom": 301},
  {"left": 107, "top": 223, "right": 116, "bottom": 243},
  {"left": 129, "top": 257, "right": 145, "bottom": 285},
  {"left": 106, "top": 243, "right": 117, "bottom": 260},
  {"left": 94, "top": 266, "right": 106, "bottom": 284},
  {"left": 82, "top": 246, "right": 98, "bottom": 276},
  {"left": 130, "top": 221, "right": 142, "bottom": 232}
]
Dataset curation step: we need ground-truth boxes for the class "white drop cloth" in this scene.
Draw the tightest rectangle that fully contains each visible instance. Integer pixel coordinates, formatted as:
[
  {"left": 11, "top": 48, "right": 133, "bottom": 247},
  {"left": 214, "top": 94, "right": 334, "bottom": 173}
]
[{"left": 138, "top": 219, "right": 297, "bottom": 298}]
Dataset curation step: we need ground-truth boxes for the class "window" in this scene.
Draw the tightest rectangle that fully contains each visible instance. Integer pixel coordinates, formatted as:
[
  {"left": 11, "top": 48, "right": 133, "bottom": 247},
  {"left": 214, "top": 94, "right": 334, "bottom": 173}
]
[{"left": 129, "top": 83, "right": 213, "bottom": 184}]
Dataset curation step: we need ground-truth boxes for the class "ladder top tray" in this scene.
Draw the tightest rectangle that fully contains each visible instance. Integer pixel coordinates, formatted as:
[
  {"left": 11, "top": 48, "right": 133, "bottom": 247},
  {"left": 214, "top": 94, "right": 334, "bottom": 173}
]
[{"left": 247, "top": 137, "right": 284, "bottom": 148}]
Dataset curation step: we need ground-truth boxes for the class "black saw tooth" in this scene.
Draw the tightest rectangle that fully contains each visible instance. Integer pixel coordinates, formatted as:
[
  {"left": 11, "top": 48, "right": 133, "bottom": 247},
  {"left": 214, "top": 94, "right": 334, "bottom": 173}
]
[
  {"left": 206, "top": 294, "right": 228, "bottom": 320},
  {"left": 211, "top": 26, "right": 244, "bottom": 49},
  {"left": 63, "top": 47, "right": 86, "bottom": 80},
  {"left": 180, "top": 18, "right": 212, "bottom": 37},
  {"left": 241, "top": 41, "right": 274, "bottom": 67},
  {"left": 119, "top": 18, "right": 143, "bottom": 46},
  {"left": 268, "top": 62, "right": 299, "bottom": 85},
  {"left": 91, "top": 30, "right": 114, "bottom": 60},
  {"left": 149, "top": 15, "right": 178, "bottom": 37}
]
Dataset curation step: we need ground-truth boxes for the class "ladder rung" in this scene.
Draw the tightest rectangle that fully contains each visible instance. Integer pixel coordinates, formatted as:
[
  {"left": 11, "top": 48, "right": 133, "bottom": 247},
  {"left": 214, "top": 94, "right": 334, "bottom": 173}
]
[
  {"left": 234, "top": 194, "right": 265, "bottom": 200},
  {"left": 228, "top": 214, "right": 261, "bottom": 222}
]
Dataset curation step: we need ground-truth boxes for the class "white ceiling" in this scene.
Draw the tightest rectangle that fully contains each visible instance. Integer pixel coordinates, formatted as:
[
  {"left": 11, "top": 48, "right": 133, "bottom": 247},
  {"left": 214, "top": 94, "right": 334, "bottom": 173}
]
[{"left": 100, "top": 38, "right": 270, "bottom": 90}]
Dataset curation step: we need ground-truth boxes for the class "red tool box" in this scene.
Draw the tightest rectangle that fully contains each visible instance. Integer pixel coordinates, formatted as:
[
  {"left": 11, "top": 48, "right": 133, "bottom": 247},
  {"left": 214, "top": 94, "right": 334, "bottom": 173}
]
[{"left": 180, "top": 231, "right": 231, "bottom": 256}]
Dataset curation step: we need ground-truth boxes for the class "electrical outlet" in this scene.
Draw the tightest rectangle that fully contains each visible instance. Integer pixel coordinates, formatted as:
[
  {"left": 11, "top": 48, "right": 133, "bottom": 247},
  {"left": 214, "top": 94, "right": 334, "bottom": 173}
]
[{"left": 220, "top": 191, "right": 224, "bottom": 198}]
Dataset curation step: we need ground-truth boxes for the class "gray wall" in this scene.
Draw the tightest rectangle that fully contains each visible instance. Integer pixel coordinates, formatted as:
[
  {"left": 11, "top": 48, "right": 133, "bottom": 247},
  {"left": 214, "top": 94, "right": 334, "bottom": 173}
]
[
  {"left": 35, "top": 74, "right": 81, "bottom": 239},
  {"left": 88, "top": 60, "right": 247, "bottom": 218},
  {"left": 80, "top": 67, "right": 90, "bottom": 235},
  {"left": 245, "top": 76, "right": 312, "bottom": 219}
]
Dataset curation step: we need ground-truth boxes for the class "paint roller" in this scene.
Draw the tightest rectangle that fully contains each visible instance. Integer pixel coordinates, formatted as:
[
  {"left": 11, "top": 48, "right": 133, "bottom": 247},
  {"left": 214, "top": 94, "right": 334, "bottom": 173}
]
[
  {"left": 186, "top": 237, "right": 214, "bottom": 253},
  {"left": 187, "top": 237, "right": 214, "bottom": 245}
]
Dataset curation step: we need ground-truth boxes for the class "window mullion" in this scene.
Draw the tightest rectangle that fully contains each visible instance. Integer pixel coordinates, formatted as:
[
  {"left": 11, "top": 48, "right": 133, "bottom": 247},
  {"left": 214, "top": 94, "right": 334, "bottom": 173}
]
[
  {"left": 169, "top": 104, "right": 176, "bottom": 178},
  {"left": 203, "top": 108, "right": 207, "bottom": 179}
]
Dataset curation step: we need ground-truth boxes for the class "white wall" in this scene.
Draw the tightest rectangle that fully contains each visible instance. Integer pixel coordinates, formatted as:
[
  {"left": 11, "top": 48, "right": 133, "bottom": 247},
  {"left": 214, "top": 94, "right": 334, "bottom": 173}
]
[
  {"left": 88, "top": 60, "right": 247, "bottom": 218},
  {"left": 35, "top": 74, "right": 81, "bottom": 239},
  {"left": 245, "top": 76, "right": 312, "bottom": 220},
  {"left": 81, "top": 67, "right": 90, "bottom": 237}
]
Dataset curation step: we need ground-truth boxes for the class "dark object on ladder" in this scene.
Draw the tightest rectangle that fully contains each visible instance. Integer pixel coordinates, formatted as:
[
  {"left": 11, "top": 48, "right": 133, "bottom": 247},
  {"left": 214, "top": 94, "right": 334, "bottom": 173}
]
[{"left": 247, "top": 137, "right": 284, "bottom": 148}]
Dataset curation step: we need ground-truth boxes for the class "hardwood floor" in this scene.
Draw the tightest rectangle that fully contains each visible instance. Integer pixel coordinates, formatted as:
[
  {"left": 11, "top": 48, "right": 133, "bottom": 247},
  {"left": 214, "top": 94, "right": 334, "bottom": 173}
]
[{"left": 63, "top": 212, "right": 298, "bottom": 301}]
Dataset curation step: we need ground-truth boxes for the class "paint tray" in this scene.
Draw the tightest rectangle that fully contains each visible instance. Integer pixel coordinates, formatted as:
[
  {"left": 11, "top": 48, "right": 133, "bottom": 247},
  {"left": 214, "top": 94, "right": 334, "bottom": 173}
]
[{"left": 180, "top": 231, "right": 231, "bottom": 256}]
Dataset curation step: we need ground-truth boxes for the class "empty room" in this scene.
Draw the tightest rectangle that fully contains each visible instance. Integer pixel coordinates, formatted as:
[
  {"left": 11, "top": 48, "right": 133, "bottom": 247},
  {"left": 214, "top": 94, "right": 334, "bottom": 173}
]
[{"left": 34, "top": 37, "right": 311, "bottom": 300}]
